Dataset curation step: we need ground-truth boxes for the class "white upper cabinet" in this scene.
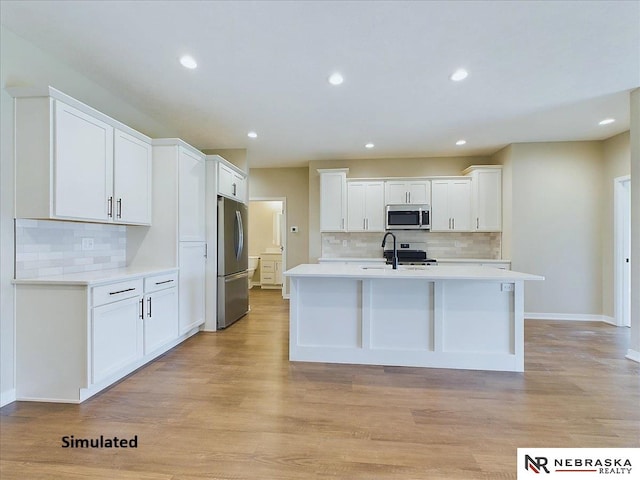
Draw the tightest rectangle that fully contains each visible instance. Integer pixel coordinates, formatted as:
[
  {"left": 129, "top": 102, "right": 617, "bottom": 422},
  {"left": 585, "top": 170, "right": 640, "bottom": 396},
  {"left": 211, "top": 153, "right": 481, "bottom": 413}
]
[
  {"left": 12, "top": 87, "right": 152, "bottom": 225},
  {"left": 431, "top": 178, "right": 472, "bottom": 232},
  {"left": 385, "top": 180, "right": 430, "bottom": 205},
  {"left": 319, "top": 169, "right": 348, "bottom": 232},
  {"left": 53, "top": 100, "right": 114, "bottom": 222},
  {"left": 114, "top": 129, "right": 152, "bottom": 224},
  {"left": 218, "top": 161, "right": 247, "bottom": 203},
  {"left": 347, "top": 181, "right": 385, "bottom": 232},
  {"left": 464, "top": 166, "right": 502, "bottom": 232},
  {"left": 179, "top": 147, "right": 206, "bottom": 241}
]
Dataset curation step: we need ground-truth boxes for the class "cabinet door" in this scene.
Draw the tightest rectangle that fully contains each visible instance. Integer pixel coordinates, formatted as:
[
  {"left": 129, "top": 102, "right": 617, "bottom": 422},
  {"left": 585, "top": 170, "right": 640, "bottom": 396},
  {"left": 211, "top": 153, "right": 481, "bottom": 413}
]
[
  {"left": 54, "top": 100, "right": 113, "bottom": 222},
  {"left": 473, "top": 170, "right": 502, "bottom": 231},
  {"left": 144, "top": 287, "right": 178, "bottom": 354},
  {"left": 430, "top": 180, "right": 451, "bottom": 231},
  {"left": 275, "top": 261, "right": 283, "bottom": 285},
  {"left": 233, "top": 172, "right": 246, "bottom": 202},
  {"left": 407, "top": 181, "right": 430, "bottom": 205},
  {"left": 347, "top": 182, "right": 366, "bottom": 231},
  {"left": 385, "top": 182, "right": 408, "bottom": 204},
  {"left": 364, "top": 182, "right": 385, "bottom": 231},
  {"left": 319, "top": 171, "right": 347, "bottom": 231},
  {"left": 113, "top": 129, "right": 152, "bottom": 225},
  {"left": 92, "top": 296, "right": 142, "bottom": 384},
  {"left": 179, "top": 148, "right": 206, "bottom": 241},
  {"left": 218, "top": 163, "right": 235, "bottom": 198},
  {"left": 450, "top": 180, "right": 472, "bottom": 231},
  {"left": 179, "top": 242, "right": 206, "bottom": 334}
]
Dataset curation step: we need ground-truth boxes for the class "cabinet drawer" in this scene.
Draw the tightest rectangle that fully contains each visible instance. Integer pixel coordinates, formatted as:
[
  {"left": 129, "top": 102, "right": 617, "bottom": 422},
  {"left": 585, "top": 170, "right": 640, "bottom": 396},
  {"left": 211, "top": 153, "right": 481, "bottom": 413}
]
[
  {"left": 261, "top": 273, "right": 275, "bottom": 283},
  {"left": 144, "top": 271, "right": 178, "bottom": 293},
  {"left": 93, "top": 279, "right": 143, "bottom": 307},
  {"left": 261, "top": 261, "right": 275, "bottom": 272}
]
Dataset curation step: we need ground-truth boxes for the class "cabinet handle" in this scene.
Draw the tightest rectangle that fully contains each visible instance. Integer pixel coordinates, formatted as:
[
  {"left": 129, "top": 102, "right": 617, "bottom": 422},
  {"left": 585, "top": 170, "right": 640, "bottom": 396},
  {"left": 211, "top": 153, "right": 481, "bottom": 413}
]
[
  {"left": 363, "top": 218, "right": 366, "bottom": 230},
  {"left": 139, "top": 298, "right": 144, "bottom": 319},
  {"left": 408, "top": 192, "right": 411, "bottom": 203},
  {"left": 405, "top": 192, "right": 408, "bottom": 203},
  {"left": 477, "top": 218, "right": 479, "bottom": 229},
  {"left": 107, "top": 196, "right": 113, "bottom": 218},
  {"left": 109, "top": 287, "right": 135, "bottom": 296},
  {"left": 452, "top": 218, "right": 455, "bottom": 230},
  {"left": 148, "top": 297, "right": 152, "bottom": 318},
  {"left": 117, "top": 198, "right": 122, "bottom": 219},
  {"left": 448, "top": 218, "right": 451, "bottom": 229},
  {"left": 232, "top": 183, "right": 237, "bottom": 196},
  {"left": 155, "top": 279, "right": 174, "bottom": 285}
]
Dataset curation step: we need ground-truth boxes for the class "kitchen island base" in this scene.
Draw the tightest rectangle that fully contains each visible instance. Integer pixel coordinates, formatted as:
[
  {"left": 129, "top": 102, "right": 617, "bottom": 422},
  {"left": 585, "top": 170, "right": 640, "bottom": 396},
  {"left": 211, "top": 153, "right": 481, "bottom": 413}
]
[{"left": 287, "top": 267, "right": 539, "bottom": 372}]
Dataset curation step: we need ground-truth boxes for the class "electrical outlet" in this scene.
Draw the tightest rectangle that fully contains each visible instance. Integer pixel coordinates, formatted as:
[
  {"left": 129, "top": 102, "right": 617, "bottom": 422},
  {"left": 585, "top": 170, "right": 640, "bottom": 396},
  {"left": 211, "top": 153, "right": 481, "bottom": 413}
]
[
  {"left": 501, "top": 283, "right": 514, "bottom": 292},
  {"left": 81, "top": 237, "right": 94, "bottom": 251}
]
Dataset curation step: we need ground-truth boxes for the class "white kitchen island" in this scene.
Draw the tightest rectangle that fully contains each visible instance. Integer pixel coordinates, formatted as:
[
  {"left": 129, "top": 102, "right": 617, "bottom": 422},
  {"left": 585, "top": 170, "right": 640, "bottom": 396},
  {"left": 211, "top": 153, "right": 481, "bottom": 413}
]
[{"left": 285, "top": 264, "right": 544, "bottom": 372}]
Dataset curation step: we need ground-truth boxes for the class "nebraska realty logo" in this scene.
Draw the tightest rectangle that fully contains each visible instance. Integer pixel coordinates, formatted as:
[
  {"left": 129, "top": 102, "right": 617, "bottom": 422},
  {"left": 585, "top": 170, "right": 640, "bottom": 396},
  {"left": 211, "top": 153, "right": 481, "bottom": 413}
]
[{"left": 518, "top": 449, "right": 640, "bottom": 479}]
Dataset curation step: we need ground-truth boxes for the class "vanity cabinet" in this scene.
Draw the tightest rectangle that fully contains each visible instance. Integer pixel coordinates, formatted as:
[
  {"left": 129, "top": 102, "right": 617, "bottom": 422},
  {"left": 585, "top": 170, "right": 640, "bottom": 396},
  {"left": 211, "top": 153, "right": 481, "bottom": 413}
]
[
  {"left": 260, "top": 253, "right": 283, "bottom": 288},
  {"left": 384, "top": 180, "right": 430, "bottom": 205},
  {"left": 319, "top": 169, "right": 348, "bottom": 232},
  {"left": 15, "top": 269, "right": 180, "bottom": 403},
  {"left": 218, "top": 160, "right": 247, "bottom": 203},
  {"left": 464, "top": 166, "right": 502, "bottom": 232},
  {"left": 347, "top": 181, "right": 385, "bottom": 232},
  {"left": 430, "top": 179, "right": 472, "bottom": 231},
  {"left": 12, "top": 87, "right": 152, "bottom": 225}
]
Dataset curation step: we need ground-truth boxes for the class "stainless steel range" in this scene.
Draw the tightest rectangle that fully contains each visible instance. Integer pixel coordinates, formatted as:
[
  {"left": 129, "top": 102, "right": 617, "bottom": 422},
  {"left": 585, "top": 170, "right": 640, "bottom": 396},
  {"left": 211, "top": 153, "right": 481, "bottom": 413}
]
[{"left": 383, "top": 242, "right": 437, "bottom": 265}]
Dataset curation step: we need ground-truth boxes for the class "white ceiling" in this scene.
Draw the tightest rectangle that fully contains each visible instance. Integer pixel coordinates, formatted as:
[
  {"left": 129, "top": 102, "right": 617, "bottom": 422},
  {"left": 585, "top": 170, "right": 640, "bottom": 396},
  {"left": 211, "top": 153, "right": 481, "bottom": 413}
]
[{"left": 1, "top": 0, "right": 639, "bottom": 168}]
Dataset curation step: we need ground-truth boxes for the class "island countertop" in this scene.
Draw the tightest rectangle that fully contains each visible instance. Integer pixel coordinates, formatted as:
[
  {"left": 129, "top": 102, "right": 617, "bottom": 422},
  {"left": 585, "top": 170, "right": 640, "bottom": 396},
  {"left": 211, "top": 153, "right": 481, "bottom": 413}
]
[{"left": 285, "top": 263, "right": 544, "bottom": 282}]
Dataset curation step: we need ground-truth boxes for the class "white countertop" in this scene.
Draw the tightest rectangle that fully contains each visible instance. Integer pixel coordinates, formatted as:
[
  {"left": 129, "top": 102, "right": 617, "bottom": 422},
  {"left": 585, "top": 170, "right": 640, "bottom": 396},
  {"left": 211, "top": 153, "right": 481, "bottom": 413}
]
[
  {"left": 285, "top": 263, "right": 543, "bottom": 281},
  {"left": 318, "top": 257, "right": 511, "bottom": 264},
  {"left": 13, "top": 266, "right": 178, "bottom": 286}
]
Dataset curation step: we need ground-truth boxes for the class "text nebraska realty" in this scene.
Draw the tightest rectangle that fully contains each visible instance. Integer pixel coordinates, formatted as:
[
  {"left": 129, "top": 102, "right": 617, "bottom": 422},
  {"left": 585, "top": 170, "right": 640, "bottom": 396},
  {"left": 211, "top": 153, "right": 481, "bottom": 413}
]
[{"left": 61, "top": 435, "right": 138, "bottom": 448}]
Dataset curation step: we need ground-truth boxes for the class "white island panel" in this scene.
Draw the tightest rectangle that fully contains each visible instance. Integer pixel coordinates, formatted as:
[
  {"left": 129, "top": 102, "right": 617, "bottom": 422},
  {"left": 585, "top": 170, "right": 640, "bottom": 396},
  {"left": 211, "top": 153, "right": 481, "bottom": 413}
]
[
  {"left": 369, "top": 279, "right": 433, "bottom": 351},
  {"left": 295, "top": 278, "right": 361, "bottom": 348},
  {"left": 286, "top": 264, "right": 541, "bottom": 372},
  {"left": 441, "top": 280, "right": 513, "bottom": 354}
]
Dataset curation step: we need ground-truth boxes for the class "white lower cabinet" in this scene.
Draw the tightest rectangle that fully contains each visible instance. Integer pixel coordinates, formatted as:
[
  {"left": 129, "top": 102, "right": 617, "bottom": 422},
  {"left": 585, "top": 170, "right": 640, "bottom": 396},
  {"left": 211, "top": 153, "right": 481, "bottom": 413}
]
[
  {"left": 15, "top": 269, "right": 182, "bottom": 404},
  {"left": 92, "top": 296, "right": 143, "bottom": 384},
  {"left": 143, "top": 272, "right": 179, "bottom": 354},
  {"left": 179, "top": 242, "right": 206, "bottom": 334}
]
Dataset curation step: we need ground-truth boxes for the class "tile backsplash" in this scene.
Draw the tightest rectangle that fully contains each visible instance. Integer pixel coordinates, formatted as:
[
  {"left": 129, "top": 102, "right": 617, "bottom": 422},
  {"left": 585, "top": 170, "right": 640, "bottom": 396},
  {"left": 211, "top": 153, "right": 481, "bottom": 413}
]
[
  {"left": 321, "top": 231, "right": 501, "bottom": 259},
  {"left": 15, "top": 219, "right": 126, "bottom": 279}
]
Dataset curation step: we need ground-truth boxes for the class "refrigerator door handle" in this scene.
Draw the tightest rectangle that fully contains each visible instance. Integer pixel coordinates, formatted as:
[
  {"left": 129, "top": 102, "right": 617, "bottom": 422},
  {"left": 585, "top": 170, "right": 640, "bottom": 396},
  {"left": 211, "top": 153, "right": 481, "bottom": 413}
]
[{"left": 236, "top": 210, "right": 244, "bottom": 261}]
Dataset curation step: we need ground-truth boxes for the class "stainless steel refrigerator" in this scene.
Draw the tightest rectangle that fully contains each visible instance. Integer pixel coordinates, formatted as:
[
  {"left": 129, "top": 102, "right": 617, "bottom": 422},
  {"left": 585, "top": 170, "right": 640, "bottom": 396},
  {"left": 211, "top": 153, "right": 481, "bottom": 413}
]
[{"left": 217, "top": 196, "right": 249, "bottom": 329}]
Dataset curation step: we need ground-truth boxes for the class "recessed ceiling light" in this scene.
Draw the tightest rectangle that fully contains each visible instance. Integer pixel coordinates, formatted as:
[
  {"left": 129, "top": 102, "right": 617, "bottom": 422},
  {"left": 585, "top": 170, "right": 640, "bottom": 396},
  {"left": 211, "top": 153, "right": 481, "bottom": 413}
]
[
  {"left": 598, "top": 118, "right": 615, "bottom": 125},
  {"left": 179, "top": 55, "right": 198, "bottom": 69},
  {"left": 247, "top": 131, "right": 258, "bottom": 139},
  {"left": 328, "top": 72, "right": 344, "bottom": 85},
  {"left": 450, "top": 69, "right": 468, "bottom": 82},
  {"left": 365, "top": 143, "right": 374, "bottom": 149},
  {"left": 456, "top": 139, "right": 467, "bottom": 146}
]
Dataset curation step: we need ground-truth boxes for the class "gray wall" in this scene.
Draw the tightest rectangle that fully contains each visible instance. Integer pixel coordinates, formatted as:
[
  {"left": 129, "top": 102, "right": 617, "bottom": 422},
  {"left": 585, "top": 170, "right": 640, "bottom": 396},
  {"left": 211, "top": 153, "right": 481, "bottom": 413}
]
[{"left": 248, "top": 167, "right": 310, "bottom": 295}]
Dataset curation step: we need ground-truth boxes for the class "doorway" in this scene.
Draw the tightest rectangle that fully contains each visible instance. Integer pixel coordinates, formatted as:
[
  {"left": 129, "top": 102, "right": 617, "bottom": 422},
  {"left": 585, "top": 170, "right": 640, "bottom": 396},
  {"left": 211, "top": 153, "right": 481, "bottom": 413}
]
[
  {"left": 614, "top": 176, "right": 631, "bottom": 327},
  {"left": 248, "top": 198, "right": 287, "bottom": 297}
]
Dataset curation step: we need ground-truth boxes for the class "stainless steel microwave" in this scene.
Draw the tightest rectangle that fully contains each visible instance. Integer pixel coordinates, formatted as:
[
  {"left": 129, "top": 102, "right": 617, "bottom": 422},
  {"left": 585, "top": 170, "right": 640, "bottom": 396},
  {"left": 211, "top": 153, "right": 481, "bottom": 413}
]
[{"left": 385, "top": 204, "right": 431, "bottom": 230}]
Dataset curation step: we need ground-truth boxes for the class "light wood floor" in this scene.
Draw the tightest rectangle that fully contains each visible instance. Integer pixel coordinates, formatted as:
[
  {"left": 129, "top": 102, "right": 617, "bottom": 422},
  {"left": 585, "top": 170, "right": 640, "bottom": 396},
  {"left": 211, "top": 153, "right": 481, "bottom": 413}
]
[{"left": 1, "top": 288, "right": 638, "bottom": 479}]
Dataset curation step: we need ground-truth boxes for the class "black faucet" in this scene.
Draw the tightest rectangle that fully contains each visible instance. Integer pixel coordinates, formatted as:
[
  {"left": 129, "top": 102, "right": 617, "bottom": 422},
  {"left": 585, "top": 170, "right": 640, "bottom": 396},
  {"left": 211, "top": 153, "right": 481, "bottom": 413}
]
[{"left": 381, "top": 232, "right": 398, "bottom": 270}]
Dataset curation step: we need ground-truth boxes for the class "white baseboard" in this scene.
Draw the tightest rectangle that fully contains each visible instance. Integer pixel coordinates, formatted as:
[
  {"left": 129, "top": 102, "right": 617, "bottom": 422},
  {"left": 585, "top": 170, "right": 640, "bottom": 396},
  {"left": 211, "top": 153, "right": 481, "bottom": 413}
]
[
  {"left": 525, "top": 313, "right": 616, "bottom": 324},
  {"left": 1, "top": 388, "right": 16, "bottom": 408},
  {"left": 626, "top": 349, "right": 640, "bottom": 363}
]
